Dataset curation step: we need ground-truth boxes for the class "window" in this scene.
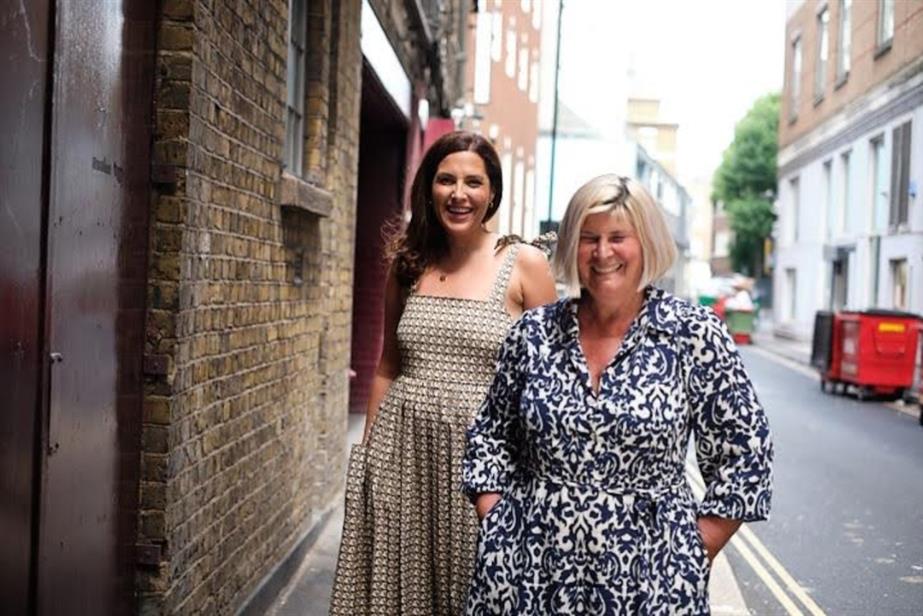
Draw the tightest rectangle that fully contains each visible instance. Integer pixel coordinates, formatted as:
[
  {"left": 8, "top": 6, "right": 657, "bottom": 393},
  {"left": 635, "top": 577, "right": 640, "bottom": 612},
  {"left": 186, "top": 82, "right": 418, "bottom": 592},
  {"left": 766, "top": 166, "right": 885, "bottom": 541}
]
[
  {"left": 505, "top": 21, "right": 517, "bottom": 78},
  {"left": 499, "top": 151, "right": 512, "bottom": 234},
  {"left": 815, "top": 7, "right": 830, "bottom": 101},
  {"left": 786, "top": 268, "right": 798, "bottom": 321},
  {"left": 836, "top": 0, "right": 851, "bottom": 83},
  {"left": 890, "top": 259, "right": 908, "bottom": 310},
  {"left": 532, "top": 0, "right": 542, "bottom": 29},
  {"left": 877, "top": 0, "right": 894, "bottom": 49},
  {"left": 789, "top": 176, "right": 800, "bottom": 243},
  {"left": 638, "top": 126, "right": 658, "bottom": 154},
  {"left": 871, "top": 136, "right": 888, "bottom": 232},
  {"left": 283, "top": 0, "right": 307, "bottom": 175},
  {"left": 636, "top": 159, "right": 647, "bottom": 184},
  {"left": 517, "top": 40, "right": 529, "bottom": 91},
  {"left": 839, "top": 150, "right": 851, "bottom": 233},
  {"left": 889, "top": 121, "right": 911, "bottom": 227},
  {"left": 823, "top": 160, "right": 833, "bottom": 240},
  {"left": 491, "top": 11, "right": 503, "bottom": 62},
  {"left": 529, "top": 49, "right": 540, "bottom": 102},
  {"left": 790, "top": 37, "right": 802, "bottom": 120},
  {"left": 870, "top": 236, "right": 881, "bottom": 306},
  {"left": 525, "top": 167, "right": 536, "bottom": 235},
  {"left": 714, "top": 230, "right": 730, "bottom": 258},
  {"left": 831, "top": 258, "right": 848, "bottom": 310},
  {"left": 473, "top": 11, "right": 493, "bottom": 104},
  {"left": 513, "top": 158, "right": 525, "bottom": 234}
]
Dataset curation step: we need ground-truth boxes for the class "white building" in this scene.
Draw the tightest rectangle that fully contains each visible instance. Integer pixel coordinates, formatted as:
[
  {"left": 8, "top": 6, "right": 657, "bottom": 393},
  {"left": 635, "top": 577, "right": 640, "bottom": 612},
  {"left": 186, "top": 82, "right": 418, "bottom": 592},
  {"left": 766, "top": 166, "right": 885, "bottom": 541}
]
[{"left": 774, "top": 0, "right": 923, "bottom": 339}]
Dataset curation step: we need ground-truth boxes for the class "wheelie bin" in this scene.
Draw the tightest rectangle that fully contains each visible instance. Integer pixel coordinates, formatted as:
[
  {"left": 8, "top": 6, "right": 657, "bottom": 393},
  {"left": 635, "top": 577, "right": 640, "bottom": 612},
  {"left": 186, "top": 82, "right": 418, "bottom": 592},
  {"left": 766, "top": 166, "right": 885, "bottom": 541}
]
[
  {"left": 837, "top": 310, "right": 922, "bottom": 401},
  {"left": 725, "top": 308, "right": 756, "bottom": 344},
  {"left": 812, "top": 311, "right": 845, "bottom": 394},
  {"left": 908, "top": 319, "right": 923, "bottom": 425}
]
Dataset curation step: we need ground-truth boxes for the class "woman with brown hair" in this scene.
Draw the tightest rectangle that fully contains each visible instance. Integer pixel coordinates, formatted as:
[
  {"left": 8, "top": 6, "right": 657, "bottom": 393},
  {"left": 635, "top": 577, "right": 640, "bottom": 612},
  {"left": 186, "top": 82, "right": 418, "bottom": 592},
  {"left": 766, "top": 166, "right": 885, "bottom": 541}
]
[{"left": 330, "top": 131, "right": 557, "bottom": 615}]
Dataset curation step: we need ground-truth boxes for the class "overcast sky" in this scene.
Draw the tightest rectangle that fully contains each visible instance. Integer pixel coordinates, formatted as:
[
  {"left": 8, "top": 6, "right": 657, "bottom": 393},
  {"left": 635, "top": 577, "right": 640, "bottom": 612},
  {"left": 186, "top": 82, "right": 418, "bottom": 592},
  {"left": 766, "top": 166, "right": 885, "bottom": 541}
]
[{"left": 548, "top": 0, "right": 787, "bottom": 185}]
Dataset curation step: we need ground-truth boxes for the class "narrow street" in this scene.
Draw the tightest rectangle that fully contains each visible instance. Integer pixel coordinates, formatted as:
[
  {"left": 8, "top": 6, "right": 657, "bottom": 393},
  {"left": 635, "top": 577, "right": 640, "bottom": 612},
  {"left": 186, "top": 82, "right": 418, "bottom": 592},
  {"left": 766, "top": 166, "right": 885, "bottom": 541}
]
[
  {"left": 267, "top": 337, "right": 923, "bottom": 615},
  {"left": 724, "top": 347, "right": 923, "bottom": 615}
]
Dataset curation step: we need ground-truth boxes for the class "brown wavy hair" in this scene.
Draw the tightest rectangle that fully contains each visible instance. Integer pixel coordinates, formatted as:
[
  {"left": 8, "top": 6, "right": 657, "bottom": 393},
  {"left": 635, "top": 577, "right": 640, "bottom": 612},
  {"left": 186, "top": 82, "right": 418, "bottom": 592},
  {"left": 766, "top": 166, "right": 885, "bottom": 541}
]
[{"left": 386, "top": 130, "right": 503, "bottom": 288}]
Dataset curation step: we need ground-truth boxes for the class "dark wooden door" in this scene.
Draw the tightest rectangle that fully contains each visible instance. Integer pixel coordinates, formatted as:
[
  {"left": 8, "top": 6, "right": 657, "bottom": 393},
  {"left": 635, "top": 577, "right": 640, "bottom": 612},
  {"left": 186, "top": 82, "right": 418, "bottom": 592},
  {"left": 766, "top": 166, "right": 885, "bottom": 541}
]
[{"left": 35, "top": 1, "right": 156, "bottom": 614}]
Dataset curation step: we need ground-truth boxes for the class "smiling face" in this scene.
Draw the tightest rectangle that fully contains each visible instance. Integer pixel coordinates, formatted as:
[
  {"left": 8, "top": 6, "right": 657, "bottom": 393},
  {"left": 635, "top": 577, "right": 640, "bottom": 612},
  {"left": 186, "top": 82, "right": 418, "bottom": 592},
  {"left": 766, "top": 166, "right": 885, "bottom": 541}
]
[
  {"left": 577, "top": 210, "right": 644, "bottom": 301},
  {"left": 431, "top": 151, "right": 493, "bottom": 238}
]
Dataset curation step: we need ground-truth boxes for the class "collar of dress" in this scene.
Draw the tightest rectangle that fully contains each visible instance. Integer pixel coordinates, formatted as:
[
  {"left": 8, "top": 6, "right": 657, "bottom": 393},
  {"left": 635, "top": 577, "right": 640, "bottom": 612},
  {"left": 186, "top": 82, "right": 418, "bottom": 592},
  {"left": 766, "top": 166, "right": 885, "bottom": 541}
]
[{"left": 558, "top": 286, "right": 681, "bottom": 343}]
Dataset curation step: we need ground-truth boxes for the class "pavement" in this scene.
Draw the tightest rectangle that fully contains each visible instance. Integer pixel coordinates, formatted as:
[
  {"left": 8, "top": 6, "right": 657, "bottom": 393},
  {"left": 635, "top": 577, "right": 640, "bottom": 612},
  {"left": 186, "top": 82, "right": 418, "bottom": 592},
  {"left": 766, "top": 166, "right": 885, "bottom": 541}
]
[
  {"left": 749, "top": 313, "right": 811, "bottom": 367},
  {"left": 256, "top": 314, "right": 853, "bottom": 616}
]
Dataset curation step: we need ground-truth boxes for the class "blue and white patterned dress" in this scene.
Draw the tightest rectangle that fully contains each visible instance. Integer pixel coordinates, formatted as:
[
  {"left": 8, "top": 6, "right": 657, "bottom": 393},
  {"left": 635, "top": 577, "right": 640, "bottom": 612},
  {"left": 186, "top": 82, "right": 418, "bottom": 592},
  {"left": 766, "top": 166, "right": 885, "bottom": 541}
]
[{"left": 462, "top": 287, "right": 773, "bottom": 615}]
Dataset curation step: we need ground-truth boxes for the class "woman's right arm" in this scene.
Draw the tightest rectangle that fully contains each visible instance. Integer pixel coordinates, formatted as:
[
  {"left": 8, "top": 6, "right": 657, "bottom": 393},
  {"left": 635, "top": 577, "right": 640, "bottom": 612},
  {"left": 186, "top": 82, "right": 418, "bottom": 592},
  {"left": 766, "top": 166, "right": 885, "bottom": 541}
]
[
  {"left": 362, "top": 267, "right": 405, "bottom": 443},
  {"left": 463, "top": 319, "right": 528, "bottom": 519}
]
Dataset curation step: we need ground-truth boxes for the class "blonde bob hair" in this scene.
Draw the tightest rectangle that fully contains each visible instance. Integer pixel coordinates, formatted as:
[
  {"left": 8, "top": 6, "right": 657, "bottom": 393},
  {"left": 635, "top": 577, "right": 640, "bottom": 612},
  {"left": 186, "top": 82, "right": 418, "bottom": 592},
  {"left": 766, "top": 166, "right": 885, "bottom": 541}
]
[{"left": 553, "top": 174, "right": 677, "bottom": 297}]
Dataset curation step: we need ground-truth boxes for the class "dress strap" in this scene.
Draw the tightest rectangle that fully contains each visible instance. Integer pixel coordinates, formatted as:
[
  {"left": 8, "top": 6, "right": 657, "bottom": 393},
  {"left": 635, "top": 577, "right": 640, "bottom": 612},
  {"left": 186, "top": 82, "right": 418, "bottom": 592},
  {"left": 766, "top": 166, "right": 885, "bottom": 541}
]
[{"left": 489, "top": 242, "right": 521, "bottom": 306}]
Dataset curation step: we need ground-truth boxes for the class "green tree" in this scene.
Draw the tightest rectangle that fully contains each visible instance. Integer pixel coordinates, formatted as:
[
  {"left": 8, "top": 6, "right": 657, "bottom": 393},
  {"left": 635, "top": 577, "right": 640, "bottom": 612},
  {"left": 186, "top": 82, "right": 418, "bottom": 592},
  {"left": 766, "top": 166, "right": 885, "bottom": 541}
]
[{"left": 712, "top": 93, "right": 780, "bottom": 276}]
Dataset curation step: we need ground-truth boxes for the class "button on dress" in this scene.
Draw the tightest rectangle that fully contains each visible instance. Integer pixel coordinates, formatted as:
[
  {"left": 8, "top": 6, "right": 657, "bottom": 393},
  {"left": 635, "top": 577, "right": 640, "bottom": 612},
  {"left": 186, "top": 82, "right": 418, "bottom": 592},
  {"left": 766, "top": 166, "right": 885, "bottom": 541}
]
[{"left": 463, "top": 288, "right": 773, "bottom": 615}]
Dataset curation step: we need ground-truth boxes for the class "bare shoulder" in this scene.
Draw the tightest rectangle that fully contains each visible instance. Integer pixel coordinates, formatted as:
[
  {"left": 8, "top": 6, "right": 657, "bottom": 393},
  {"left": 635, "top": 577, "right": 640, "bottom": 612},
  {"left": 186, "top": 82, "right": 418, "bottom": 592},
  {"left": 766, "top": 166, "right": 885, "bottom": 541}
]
[
  {"left": 514, "top": 243, "right": 552, "bottom": 272},
  {"left": 511, "top": 243, "right": 556, "bottom": 310}
]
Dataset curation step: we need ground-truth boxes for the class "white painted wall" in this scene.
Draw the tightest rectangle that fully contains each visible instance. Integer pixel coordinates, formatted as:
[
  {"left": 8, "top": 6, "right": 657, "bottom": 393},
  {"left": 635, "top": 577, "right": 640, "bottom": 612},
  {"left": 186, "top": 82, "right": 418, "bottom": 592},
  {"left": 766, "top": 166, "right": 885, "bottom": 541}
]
[{"left": 774, "top": 103, "right": 923, "bottom": 339}]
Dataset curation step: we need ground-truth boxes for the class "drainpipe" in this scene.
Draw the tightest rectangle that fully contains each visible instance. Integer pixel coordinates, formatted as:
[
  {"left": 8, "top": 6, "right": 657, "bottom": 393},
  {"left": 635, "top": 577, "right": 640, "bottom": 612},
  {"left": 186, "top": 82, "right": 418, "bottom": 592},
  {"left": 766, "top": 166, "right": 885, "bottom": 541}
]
[{"left": 544, "top": 0, "right": 564, "bottom": 232}]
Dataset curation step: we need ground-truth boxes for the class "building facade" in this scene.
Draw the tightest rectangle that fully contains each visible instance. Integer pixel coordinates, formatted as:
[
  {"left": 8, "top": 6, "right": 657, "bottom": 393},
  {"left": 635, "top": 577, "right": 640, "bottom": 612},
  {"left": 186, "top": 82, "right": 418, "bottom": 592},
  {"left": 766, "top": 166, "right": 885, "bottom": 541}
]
[
  {"left": 775, "top": 0, "right": 923, "bottom": 338},
  {"left": 626, "top": 97, "right": 680, "bottom": 177},
  {"left": 460, "top": 0, "right": 544, "bottom": 237},
  {"left": 634, "top": 143, "right": 692, "bottom": 298},
  {"left": 532, "top": 102, "right": 691, "bottom": 297},
  {"left": 710, "top": 201, "right": 734, "bottom": 277},
  {"left": 0, "top": 0, "right": 467, "bottom": 613}
]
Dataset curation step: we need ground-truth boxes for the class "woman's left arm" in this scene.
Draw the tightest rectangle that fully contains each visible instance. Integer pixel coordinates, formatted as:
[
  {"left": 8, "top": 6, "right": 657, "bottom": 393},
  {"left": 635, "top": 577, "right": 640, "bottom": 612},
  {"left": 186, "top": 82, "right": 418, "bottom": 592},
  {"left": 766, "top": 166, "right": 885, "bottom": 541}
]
[
  {"left": 687, "top": 308, "right": 774, "bottom": 560},
  {"left": 516, "top": 244, "right": 558, "bottom": 310}
]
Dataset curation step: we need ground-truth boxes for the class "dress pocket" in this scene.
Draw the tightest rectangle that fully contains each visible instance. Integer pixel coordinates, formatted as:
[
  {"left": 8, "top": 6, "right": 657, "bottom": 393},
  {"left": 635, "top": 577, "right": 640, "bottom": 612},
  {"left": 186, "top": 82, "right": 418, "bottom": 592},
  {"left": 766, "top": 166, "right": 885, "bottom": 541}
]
[
  {"left": 479, "top": 495, "right": 506, "bottom": 532},
  {"left": 343, "top": 444, "right": 367, "bottom": 503},
  {"left": 692, "top": 521, "right": 712, "bottom": 577}
]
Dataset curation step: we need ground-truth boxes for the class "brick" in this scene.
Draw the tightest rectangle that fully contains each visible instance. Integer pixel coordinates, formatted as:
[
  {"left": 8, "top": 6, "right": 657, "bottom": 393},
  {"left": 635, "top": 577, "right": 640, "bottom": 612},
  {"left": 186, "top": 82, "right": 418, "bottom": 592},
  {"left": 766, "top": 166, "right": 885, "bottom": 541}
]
[
  {"left": 159, "top": 23, "right": 195, "bottom": 51},
  {"left": 162, "top": 0, "right": 194, "bottom": 20},
  {"left": 144, "top": 397, "right": 172, "bottom": 425}
]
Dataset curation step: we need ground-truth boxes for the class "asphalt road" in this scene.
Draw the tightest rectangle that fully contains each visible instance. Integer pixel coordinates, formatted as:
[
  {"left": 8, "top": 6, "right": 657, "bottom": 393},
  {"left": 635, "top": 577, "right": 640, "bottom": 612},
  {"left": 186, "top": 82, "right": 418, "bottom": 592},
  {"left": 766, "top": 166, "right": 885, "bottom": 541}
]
[{"left": 724, "top": 347, "right": 923, "bottom": 615}]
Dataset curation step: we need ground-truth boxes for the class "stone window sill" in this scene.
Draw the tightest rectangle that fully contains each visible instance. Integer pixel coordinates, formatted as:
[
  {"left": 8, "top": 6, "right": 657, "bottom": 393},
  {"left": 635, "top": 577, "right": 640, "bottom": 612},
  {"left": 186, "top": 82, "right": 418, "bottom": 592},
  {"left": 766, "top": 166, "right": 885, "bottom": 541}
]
[
  {"left": 279, "top": 172, "right": 332, "bottom": 217},
  {"left": 874, "top": 39, "right": 892, "bottom": 60},
  {"left": 834, "top": 71, "right": 849, "bottom": 91}
]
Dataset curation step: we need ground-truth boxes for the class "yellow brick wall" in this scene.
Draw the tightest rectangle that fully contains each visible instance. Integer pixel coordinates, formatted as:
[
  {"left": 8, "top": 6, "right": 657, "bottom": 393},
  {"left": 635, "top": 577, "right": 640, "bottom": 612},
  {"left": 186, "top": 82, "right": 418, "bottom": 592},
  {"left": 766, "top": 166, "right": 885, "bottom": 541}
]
[{"left": 139, "top": 0, "right": 362, "bottom": 613}]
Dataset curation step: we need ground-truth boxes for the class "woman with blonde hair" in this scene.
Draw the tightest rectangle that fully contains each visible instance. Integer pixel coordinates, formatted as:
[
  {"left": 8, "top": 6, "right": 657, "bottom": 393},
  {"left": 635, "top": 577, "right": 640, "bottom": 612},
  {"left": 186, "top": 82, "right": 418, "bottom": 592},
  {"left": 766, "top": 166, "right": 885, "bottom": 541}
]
[
  {"left": 463, "top": 174, "right": 773, "bottom": 614},
  {"left": 330, "top": 131, "right": 557, "bottom": 615}
]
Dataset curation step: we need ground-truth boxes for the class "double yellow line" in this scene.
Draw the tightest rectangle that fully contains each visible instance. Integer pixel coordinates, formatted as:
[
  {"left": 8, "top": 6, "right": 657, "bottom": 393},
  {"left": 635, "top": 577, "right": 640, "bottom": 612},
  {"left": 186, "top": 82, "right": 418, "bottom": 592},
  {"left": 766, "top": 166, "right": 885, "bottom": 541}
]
[{"left": 685, "top": 466, "right": 826, "bottom": 616}]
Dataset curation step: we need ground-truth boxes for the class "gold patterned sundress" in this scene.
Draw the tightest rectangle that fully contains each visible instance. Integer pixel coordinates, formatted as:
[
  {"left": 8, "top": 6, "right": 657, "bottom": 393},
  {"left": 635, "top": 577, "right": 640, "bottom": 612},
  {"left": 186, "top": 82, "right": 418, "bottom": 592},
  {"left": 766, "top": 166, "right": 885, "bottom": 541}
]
[{"left": 330, "top": 243, "right": 523, "bottom": 615}]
